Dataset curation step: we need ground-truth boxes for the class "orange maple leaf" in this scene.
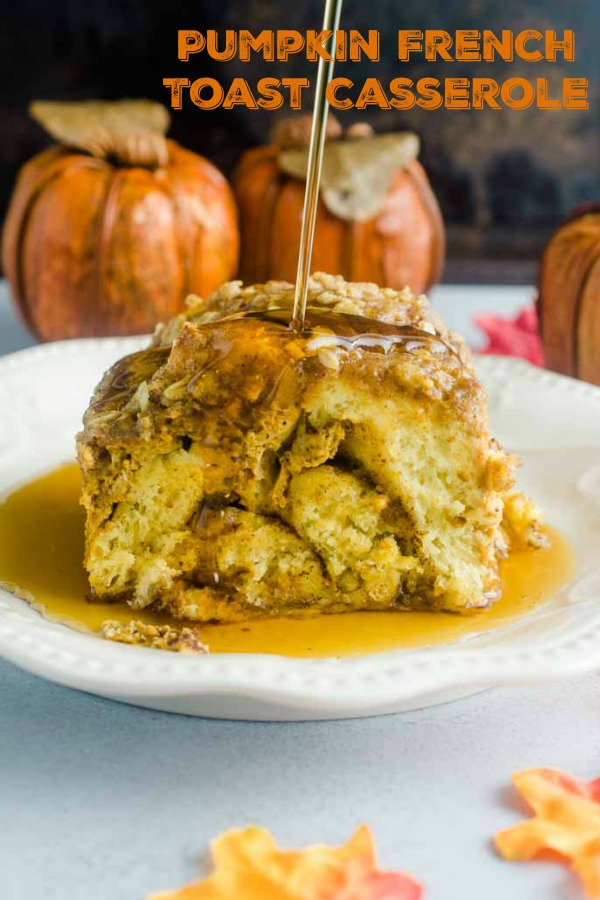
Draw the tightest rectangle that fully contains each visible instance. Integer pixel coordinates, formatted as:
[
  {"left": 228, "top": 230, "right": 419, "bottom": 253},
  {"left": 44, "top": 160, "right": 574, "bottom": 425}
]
[
  {"left": 150, "top": 825, "right": 422, "bottom": 899},
  {"left": 495, "top": 768, "right": 600, "bottom": 898}
]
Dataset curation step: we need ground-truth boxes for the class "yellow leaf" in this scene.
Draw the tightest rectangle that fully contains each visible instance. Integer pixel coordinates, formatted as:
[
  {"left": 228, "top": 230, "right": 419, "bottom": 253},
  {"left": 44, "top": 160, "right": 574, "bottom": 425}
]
[
  {"left": 149, "top": 825, "right": 422, "bottom": 899},
  {"left": 495, "top": 768, "right": 600, "bottom": 898}
]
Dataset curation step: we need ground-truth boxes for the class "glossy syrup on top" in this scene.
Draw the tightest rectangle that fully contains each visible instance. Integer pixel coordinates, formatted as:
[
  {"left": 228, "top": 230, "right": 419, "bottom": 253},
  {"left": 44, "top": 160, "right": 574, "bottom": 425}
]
[
  {"left": 0, "top": 464, "right": 575, "bottom": 658},
  {"left": 221, "top": 304, "right": 457, "bottom": 355},
  {"left": 90, "top": 305, "right": 457, "bottom": 423}
]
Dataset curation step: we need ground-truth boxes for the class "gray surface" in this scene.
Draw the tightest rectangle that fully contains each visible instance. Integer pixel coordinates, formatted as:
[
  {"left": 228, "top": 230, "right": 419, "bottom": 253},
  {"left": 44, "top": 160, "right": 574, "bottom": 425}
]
[
  {"left": 2, "top": 662, "right": 598, "bottom": 900},
  {"left": 2, "top": 280, "right": 591, "bottom": 900}
]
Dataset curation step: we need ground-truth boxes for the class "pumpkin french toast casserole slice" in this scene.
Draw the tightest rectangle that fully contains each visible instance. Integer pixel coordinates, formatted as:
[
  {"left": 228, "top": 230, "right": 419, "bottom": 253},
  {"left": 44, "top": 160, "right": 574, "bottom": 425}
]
[{"left": 77, "top": 273, "right": 545, "bottom": 623}]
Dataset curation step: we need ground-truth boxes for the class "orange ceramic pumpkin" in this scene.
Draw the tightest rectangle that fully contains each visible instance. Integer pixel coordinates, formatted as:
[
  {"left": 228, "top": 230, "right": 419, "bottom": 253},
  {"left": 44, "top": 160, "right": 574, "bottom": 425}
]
[
  {"left": 233, "top": 116, "right": 444, "bottom": 293},
  {"left": 2, "top": 100, "right": 239, "bottom": 340},
  {"left": 538, "top": 202, "right": 600, "bottom": 386}
]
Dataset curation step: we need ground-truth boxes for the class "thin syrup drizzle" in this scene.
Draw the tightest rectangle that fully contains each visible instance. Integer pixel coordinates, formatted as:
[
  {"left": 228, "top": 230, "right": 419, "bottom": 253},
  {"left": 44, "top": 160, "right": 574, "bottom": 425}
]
[{"left": 292, "top": 0, "right": 344, "bottom": 332}]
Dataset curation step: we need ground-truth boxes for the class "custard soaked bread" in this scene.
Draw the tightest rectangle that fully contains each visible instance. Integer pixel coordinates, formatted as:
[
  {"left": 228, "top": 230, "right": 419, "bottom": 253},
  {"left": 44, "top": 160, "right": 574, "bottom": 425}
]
[{"left": 77, "top": 273, "right": 544, "bottom": 623}]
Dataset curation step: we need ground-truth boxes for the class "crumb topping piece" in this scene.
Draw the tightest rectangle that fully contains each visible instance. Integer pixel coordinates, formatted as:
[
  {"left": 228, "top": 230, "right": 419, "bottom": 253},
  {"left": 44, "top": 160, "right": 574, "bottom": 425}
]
[{"left": 101, "top": 620, "right": 208, "bottom": 654}]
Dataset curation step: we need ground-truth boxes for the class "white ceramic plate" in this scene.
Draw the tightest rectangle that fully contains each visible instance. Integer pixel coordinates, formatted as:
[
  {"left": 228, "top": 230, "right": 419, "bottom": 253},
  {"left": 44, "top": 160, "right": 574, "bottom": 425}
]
[{"left": 1, "top": 338, "right": 600, "bottom": 720}]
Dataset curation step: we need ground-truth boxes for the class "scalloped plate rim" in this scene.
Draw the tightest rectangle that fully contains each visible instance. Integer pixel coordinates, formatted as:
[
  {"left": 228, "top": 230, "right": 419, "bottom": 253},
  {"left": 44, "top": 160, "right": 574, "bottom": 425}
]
[{"left": 0, "top": 336, "right": 599, "bottom": 719}]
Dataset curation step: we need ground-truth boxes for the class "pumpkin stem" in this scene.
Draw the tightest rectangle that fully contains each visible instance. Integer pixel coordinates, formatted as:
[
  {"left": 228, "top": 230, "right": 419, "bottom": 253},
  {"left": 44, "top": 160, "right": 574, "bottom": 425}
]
[
  {"left": 271, "top": 113, "right": 343, "bottom": 149},
  {"left": 345, "top": 122, "right": 375, "bottom": 140},
  {"left": 272, "top": 115, "right": 377, "bottom": 149},
  {"left": 29, "top": 100, "right": 171, "bottom": 168}
]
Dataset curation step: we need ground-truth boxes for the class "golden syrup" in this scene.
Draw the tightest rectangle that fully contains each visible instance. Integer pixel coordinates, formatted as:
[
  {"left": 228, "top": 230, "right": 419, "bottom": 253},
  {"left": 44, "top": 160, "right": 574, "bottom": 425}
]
[
  {"left": 290, "top": 0, "right": 342, "bottom": 332},
  {"left": 227, "top": 305, "right": 455, "bottom": 356},
  {"left": 0, "top": 463, "right": 575, "bottom": 657},
  {"left": 94, "top": 306, "right": 456, "bottom": 440}
]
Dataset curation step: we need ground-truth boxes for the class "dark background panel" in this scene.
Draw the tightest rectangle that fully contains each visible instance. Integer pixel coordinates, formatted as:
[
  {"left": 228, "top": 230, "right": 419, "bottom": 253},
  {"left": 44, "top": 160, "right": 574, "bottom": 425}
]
[{"left": 0, "top": 0, "right": 598, "bottom": 281}]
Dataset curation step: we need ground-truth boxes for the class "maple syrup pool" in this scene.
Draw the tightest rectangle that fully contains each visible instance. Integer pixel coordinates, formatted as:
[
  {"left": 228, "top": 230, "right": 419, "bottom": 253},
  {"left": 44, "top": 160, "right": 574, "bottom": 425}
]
[{"left": 0, "top": 463, "right": 575, "bottom": 658}]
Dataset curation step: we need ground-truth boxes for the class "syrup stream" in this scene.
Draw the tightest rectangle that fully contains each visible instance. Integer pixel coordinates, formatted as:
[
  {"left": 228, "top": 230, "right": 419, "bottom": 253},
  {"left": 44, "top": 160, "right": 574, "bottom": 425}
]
[{"left": 291, "top": 0, "right": 344, "bottom": 332}]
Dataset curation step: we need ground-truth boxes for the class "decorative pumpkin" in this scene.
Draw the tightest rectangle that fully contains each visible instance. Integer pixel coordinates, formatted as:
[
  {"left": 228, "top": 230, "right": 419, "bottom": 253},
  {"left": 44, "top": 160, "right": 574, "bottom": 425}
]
[
  {"left": 538, "top": 202, "right": 600, "bottom": 385},
  {"left": 2, "top": 100, "right": 239, "bottom": 340},
  {"left": 233, "top": 115, "right": 444, "bottom": 294}
]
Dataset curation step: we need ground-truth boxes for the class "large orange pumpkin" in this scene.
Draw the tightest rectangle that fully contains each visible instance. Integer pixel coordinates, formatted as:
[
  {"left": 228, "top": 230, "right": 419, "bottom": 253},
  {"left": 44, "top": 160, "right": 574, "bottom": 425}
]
[
  {"left": 2, "top": 100, "right": 239, "bottom": 340},
  {"left": 233, "top": 117, "right": 444, "bottom": 293},
  {"left": 538, "top": 202, "right": 600, "bottom": 386}
]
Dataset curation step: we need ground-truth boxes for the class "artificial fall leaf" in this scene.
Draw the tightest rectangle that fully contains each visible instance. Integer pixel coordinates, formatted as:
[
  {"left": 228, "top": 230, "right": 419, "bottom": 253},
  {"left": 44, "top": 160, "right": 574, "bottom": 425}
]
[
  {"left": 278, "top": 133, "right": 420, "bottom": 222},
  {"left": 150, "top": 825, "right": 423, "bottom": 900},
  {"left": 475, "top": 306, "right": 545, "bottom": 368},
  {"left": 29, "top": 100, "right": 170, "bottom": 167},
  {"left": 495, "top": 768, "right": 600, "bottom": 898}
]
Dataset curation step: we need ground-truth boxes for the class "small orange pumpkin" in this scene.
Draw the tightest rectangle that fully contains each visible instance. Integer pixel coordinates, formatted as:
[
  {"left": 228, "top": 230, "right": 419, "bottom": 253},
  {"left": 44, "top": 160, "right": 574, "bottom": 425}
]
[
  {"left": 2, "top": 100, "right": 239, "bottom": 340},
  {"left": 233, "top": 116, "right": 444, "bottom": 294},
  {"left": 538, "top": 202, "right": 600, "bottom": 385}
]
